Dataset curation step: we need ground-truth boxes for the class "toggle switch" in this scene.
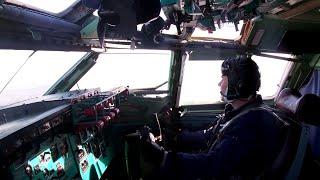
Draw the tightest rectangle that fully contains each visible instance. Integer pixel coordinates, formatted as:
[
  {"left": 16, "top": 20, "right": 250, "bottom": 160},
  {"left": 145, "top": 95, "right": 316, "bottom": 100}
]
[{"left": 25, "top": 165, "right": 32, "bottom": 177}]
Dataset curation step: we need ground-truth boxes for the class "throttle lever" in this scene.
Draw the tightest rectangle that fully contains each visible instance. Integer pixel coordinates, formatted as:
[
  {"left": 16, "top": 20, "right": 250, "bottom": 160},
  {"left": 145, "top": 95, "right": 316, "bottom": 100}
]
[{"left": 153, "top": 113, "right": 162, "bottom": 142}]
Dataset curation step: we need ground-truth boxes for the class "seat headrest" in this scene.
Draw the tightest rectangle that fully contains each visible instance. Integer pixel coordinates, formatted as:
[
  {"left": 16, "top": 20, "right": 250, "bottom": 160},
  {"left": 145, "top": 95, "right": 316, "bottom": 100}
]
[
  {"left": 276, "top": 88, "right": 320, "bottom": 125},
  {"left": 295, "top": 94, "right": 320, "bottom": 126},
  {"left": 275, "top": 88, "right": 301, "bottom": 115}
]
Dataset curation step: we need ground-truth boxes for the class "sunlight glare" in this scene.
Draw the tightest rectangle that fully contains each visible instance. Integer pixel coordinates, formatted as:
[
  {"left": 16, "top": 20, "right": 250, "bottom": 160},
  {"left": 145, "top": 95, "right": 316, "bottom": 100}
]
[{"left": 15, "top": 0, "right": 78, "bottom": 13}]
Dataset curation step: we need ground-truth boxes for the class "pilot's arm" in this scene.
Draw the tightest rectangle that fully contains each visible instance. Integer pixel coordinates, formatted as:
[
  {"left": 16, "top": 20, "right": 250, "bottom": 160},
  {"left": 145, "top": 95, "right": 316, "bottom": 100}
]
[
  {"left": 141, "top": 116, "right": 252, "bottom": 179},
  {"left": 160, "top": 111, "right": 282, "bottom": 179},
  {"left": 175, "top": 126, "right": 215, "bottom": 150},
  {"left": 141, "top": 111, "right": 282, "bottom": 179}
]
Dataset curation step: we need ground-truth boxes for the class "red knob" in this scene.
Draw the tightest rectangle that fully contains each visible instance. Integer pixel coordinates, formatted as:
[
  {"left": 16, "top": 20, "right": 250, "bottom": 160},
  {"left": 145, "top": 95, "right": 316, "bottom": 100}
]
[
  {"left": 111, "top": 108, "right": 120, "bottom": 116},
  {"left": 96, "top": 120, "right": 104, "bottom": 129},
  {"left": 108, "top": 112, "right": 116, "bottom": 119},
  {"left": 102, "top": 115, "right": 111, "bottom": 123}
]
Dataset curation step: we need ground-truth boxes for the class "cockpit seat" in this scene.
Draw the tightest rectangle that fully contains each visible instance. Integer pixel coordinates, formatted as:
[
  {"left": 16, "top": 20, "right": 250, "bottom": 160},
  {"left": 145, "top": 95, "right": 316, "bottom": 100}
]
[
  {"left": 275, "top": 88, "right": 320, "bottom": 125},
  {"left": 275, "top": 88, "right": 300, "bottom": 114},
  {"left": 295, "top": 93, "right": 320, "bottom": 179},
  {"left": 294, "top": 93, "right": 320, "bottom": 126},
  {"left": 267, "top": 88, "right": 320, "bottom": 179}
]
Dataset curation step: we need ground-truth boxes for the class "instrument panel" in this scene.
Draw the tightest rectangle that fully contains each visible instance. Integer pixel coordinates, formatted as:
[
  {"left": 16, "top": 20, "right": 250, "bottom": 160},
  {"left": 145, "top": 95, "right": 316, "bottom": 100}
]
[
  {"left": 0, "top": 87, "right": 129, "bottom": 179},
  {"left": 12, "top": 134, "right": 78, "bottom": 179}
]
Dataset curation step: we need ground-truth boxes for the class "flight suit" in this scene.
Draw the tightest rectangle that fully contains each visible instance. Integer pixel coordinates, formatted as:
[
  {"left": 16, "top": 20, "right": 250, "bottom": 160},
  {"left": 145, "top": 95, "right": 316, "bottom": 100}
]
[{"left": 161, "top": 95, "right": 286, "bottom": 179}]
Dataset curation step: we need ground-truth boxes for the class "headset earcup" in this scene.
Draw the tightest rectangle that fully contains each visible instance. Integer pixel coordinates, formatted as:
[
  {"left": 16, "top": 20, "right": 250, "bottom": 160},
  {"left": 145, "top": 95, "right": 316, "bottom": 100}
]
[
  {"left": 237, "top": 80, "right": 252, "bottom": 98},
  {"left": 236, "top": 80, "right": 243, "bottom": 97}
]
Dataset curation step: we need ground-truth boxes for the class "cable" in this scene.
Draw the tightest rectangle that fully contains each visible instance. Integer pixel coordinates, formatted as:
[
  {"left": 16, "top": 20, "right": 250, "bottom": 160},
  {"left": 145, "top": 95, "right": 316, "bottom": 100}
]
[
  {"left": 0, "top": 51, "right": 36, "bottom": 94},
  {"left": 154, "top": 113, "right": 162, "bottom": 141}
]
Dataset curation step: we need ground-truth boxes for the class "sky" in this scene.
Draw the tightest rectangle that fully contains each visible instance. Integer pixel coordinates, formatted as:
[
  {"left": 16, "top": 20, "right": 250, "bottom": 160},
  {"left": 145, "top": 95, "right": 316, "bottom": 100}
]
[
  {"left": 0, "top": 51, "right": 85, "bottom": 107},
  {"left": 14, "top": 0, "right": 78, "bottom": 13}
]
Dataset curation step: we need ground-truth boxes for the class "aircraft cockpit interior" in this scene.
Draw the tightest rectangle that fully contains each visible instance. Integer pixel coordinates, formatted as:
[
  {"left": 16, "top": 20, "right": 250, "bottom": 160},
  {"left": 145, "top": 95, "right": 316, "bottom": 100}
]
[{"left": 0, "top": 0, "right": 320, "bottom": 179}]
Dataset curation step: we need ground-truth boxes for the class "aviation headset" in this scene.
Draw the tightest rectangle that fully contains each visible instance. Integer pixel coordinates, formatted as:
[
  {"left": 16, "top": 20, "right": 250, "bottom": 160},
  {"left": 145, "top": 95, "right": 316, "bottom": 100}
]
[{"left": 221, "top": 56, "right": 261, "bottom": 100}]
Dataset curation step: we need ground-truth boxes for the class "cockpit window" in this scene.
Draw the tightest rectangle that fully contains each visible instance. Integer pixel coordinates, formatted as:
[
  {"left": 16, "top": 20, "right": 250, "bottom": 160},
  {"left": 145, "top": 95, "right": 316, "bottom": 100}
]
[
  {"left": 72, "top": 49, "right": 171, "bottom": 92},
  {"left": 179, "top": 56, "right": 289, "bottom": 106},
  {"left": 191, "top": 21, "right": 244, "bottom": 40},
  {"left": 8, "top": 0, "right": 78, "bottom": 14},
  {"left": 0, "top": 50, "right": 85, "bottom": 107}
]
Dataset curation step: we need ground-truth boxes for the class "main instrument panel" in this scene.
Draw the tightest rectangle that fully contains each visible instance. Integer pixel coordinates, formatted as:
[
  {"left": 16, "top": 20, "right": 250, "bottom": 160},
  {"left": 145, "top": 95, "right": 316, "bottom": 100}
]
[{"left": 0, "top": 87, "right": 129, "bottom": 179}]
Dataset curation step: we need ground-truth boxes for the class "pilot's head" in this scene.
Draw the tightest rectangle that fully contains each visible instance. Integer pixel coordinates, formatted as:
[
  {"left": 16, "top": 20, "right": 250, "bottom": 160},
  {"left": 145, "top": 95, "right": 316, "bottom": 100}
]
[{"left": 219, "top": 56, "right": 261, "bottom": 102}]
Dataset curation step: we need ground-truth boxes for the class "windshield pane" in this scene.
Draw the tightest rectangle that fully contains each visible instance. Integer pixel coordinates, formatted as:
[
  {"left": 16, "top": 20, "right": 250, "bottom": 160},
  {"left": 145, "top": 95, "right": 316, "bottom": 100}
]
[
  {"left": 72, "top": 49, "right": 171, "bottom": 91},
  {"left": 251, "top": 55, "right": 289, "bottom": 99},
  {"left": 10, "top": 0, "right": 78, "bottom": 14},
  {"left": 191, "top": 21, "right": 244, "bottom": 40},
  {"left": 179, "top": 57, "right": 288, "bottom": 106},
  {"left": 179, "top": 60, "right": 223, "bottom": 105},
  {"left": 0, "top": 50, "right": 86, "bottom": 107}
]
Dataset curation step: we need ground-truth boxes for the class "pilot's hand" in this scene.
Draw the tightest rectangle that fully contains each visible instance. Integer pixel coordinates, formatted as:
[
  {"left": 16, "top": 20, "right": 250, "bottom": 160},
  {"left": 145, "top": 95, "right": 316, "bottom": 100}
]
[
  {"left": 159, "top": 106, "right": 185, "bottom": 127},
  {"left": 139, "top": 127, "right": 166, "bottom": 178},
  {"left": 158, "top": 106, "right": 174, "bottom": 126},
  {"left": 140, "top": 133, "right": 165, "bottom": 165}
]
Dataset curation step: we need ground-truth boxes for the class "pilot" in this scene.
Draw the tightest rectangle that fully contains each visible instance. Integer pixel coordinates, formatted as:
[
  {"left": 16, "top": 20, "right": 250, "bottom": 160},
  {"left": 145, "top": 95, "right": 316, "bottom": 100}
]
[{"left": 140, "top": 56, "right": 286, "bottom": 179}]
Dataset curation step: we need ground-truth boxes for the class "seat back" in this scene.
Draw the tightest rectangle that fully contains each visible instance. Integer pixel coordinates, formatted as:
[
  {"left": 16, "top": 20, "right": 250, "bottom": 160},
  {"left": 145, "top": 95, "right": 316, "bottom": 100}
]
[
  {"left": 259, "top": 88, "right": 301, "bottom": 179},
  {"left": 275, "top": 89, "right": 320, "bottom": 125},
  {"left": 274, "top": 88, "right": 300, "bottom": 115},
  {"left": 270, "top": 88, "right": 320, "bottom": 180},
  {"left": 299, "top": 70, "right": 320, "bottom": 178},
  {"left": 295, "top": 94, "right": 320, "bottom": 126},
  {"left": 295, "top": 94, "right": 320, "bottom": 179}
]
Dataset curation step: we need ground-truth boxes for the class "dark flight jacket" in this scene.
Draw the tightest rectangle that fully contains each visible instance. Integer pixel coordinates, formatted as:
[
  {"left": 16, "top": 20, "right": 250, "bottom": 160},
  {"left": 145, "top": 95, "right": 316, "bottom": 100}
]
[{"left": 161, "top": 95, "right": 286, "bottom": 179}]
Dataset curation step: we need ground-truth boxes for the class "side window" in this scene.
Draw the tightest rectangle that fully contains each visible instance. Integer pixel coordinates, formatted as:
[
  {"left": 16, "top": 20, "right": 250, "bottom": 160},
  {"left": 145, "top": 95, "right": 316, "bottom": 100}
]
[
  {"left": 72, "top": 49, "right": 172, "bottom": 92},
  {"left": 300, "top": 69, "right": 320, "bottom": 96},
  {"left": 179, "top": 56, "right": 289, "bottom": 106},
  {"left": 0, "top": 50, "right": 85, "bottom": 107},
  {"left": 252, "top": 55, "right": 289, "bottom": 98}
]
